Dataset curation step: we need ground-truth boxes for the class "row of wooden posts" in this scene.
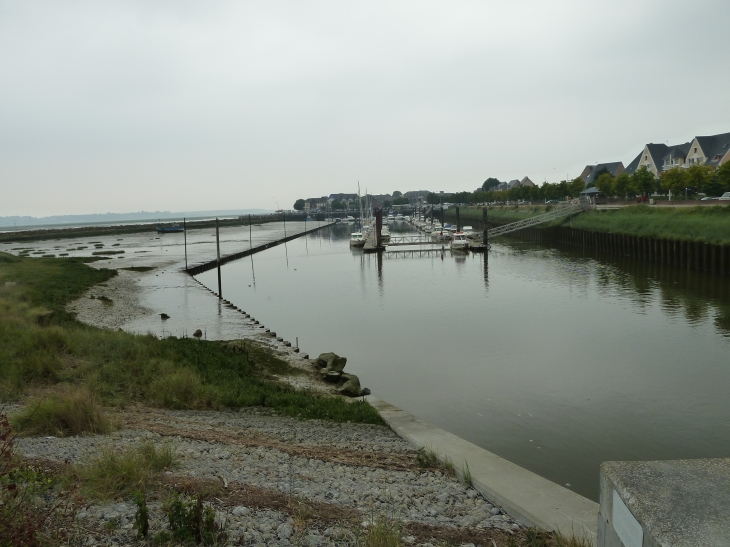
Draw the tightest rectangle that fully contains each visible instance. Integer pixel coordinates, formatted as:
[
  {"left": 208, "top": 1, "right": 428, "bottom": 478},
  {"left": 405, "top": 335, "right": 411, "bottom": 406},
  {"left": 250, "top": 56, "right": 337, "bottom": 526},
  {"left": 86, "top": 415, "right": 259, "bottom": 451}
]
[{"left": 510, "top": 225, "right": 730, "bottom": 277}]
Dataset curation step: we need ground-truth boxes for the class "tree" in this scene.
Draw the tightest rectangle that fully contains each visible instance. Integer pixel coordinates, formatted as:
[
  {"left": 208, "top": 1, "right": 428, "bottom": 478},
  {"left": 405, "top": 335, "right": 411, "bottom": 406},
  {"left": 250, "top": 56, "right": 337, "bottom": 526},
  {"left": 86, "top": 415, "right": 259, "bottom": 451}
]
[
  {"left": 383, "top": 200, "right": 392, "bottom": 207},
  {"left": 393, "top": 191, "right": 402, "bottom": 197},
  {"left": 331, "top": 200, "right": 343, "bottom": 210},
  {"left": 630, "top": 167, "right": 656, "bottom": 197},
  {"left": 660, "top": 168, "right": 687, "bottom": 195},
  {"left": 393, "top": 197, "right": 409, "bottom": 205},
  {"left": 593, "top": 167, "right": 611, "bottom": 180},
  {"left": 685, "top": 164, "right": 714, "bottom": 191},
  {"left": 293, "top": 199, "right": 305, "bottom": 211},
  {"left": 717, "top": 162, "right": 730, "bottom": 190},
  {"left": 567, "top": 177, "right": 585, "bottom": 197},
  {"left": 595, "top": 173, "right": 614, "bottom": 196},
  {"left": 613, "top": 171, "right": 631, "bottom": 197},
  {"left": 482, "top": 178, "right": 500, "bottom": 191},
  {"left": 426, "top": 192, "right": 441, "bottom": 204}
]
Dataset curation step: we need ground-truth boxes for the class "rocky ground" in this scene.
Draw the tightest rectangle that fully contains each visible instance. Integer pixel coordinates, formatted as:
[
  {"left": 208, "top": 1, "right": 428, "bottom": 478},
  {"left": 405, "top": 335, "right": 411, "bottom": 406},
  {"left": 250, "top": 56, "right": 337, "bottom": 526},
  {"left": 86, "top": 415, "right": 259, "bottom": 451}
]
[{"left": 18, "top": 407, "right": 522, "bottom": 547}]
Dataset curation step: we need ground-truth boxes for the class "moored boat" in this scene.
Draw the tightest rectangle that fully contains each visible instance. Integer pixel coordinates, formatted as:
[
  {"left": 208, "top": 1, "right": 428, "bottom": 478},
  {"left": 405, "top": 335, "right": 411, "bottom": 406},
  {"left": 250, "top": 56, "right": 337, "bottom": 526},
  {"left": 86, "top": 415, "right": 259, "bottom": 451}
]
[
  {"left": 450, "top": 232, "right": 469, "bottom": 251},
  {"left": 156, "top": 224, "right": 184, "bottom": 233}
]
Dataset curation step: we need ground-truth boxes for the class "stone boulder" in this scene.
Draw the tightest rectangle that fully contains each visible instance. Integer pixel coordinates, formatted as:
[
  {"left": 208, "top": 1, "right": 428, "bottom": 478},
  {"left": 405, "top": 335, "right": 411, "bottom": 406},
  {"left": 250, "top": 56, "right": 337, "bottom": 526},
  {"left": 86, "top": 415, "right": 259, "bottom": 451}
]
[
  {"left": 315, "top": 352, "right": 347, "bottom": 372},
  {"left": 337, "top": 373, "right": 361, "bottom": 397},
  {"left": 321, "top": 370, "right": 343, "bottom": 383}
]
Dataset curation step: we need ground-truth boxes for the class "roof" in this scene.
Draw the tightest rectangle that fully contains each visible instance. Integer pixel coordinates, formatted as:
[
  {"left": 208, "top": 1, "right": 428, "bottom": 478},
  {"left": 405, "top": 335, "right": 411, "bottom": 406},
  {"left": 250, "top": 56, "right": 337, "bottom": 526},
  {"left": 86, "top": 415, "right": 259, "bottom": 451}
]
[
  {"left": 695, "top": 132, "right": 730, "bottom": 166},
  {"left": 624, "top": 152, "right": 642, "bottom": 175},
  {"left": 580, "top": 162, "right": 625, "bottom": 183},
  {"left": 580, "top": 187, "right": 600, "bottom": 195}
]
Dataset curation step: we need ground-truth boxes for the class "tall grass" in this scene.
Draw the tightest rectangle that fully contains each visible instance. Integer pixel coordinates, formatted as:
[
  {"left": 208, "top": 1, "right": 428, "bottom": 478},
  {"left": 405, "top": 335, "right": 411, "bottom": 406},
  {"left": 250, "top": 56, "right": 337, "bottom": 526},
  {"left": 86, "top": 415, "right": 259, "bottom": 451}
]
[
  {"left": 0, "top": 252, "right": 383, "bottom": 425},
  {"left": 554, "top": 205, "right": 730, "bottom": 244},
  {"left": 13, "top": 387, "right": 112, "bottom": 437},
  {"left": 77, "top": 441, "right": 176, "bottom": 498}
]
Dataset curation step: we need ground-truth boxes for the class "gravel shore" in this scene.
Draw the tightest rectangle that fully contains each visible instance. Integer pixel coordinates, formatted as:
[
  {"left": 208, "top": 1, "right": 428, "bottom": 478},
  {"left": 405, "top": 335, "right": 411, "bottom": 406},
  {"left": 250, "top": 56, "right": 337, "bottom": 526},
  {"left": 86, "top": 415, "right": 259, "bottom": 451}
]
[{"left": 18, "top": 408, "right": 522, "bottom": 546}]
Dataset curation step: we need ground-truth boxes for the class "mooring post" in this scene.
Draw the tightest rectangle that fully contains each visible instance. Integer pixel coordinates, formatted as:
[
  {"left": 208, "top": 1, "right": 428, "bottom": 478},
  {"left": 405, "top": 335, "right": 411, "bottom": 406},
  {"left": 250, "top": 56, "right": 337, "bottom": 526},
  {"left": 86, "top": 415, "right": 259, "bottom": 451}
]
[
  {"left": 183, "top": 217, "right": 188, "bottom": 270},
  {"left": 283, "top": 211, "right": 287, "bottom": 238},
  {"left": 456, "top": 206, "right": 461, "bottom": 232},
  {"left": 482, "top": 208, "right": 488, "bottom": 245},
  {"left": 216, "top": 217, "right": 222, "bottom": 299},
  {"left": 249, "top": 214, "right": 252, "bottom": 251}
]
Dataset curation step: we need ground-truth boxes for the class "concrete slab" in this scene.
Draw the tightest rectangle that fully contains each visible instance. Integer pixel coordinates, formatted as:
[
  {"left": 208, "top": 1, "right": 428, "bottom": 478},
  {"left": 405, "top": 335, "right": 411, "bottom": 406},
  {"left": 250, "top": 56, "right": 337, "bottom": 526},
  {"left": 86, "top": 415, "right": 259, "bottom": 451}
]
[
  {"left": 367, "top": 396, "right": 599, "bottom": 544},
  {"left": 599, "top": 459, "right": 730, "bottom": 547}
]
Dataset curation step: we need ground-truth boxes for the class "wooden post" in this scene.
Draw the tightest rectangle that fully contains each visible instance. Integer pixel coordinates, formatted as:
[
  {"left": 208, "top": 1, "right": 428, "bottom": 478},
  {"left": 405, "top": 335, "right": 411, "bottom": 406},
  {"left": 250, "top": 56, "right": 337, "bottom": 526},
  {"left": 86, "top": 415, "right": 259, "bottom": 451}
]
[
  {"left": 482, "top": 208, "right": 488, "bottom": 245},
  {"left": 456, "top": 206, "right": 461, "bottom": 232},
  {"left": 249, "top": 214, "right": 252, "bottom": 251},
  {"left": 183, "top": 218, "right": 188, "bottom": 270},
  {"left": 216, "top": 217, "right": 222, "bottom": 299}
]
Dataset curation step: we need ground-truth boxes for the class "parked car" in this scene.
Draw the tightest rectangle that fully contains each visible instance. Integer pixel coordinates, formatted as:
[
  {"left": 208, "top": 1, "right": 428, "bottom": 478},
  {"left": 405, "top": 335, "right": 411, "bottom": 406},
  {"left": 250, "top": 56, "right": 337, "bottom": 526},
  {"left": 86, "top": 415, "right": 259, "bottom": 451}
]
[
  {"left": 719, "top": 192, "right": 730, "bottom": 201},
  {"left": 545, "top": 200, "right": 560, "bottom": 205},
  {"left": 700, "top": 196, "right": 716, "bottom": 201}
]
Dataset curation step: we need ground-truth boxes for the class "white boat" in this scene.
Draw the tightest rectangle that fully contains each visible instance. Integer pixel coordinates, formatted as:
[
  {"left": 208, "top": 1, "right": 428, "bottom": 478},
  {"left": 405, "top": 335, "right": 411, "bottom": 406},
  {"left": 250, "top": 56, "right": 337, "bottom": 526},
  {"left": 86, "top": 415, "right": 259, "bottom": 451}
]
[
  {"left": 387, "top": 215, "right": 395, "bottom": 222},
  {"left": 343, "top": 216, "right": 355, "bottom": 223},
  {"left": 395, "top": 214, "right": 404, "bottom": 220},
  {"left": 350, "top": 232, "right": 366, "bottom": 247},
  {"left": 451, "top": 232, "right": 469, "bottom": 251},
  {"left": 462, "top": 226, "right": 474, "bottom": 238}
]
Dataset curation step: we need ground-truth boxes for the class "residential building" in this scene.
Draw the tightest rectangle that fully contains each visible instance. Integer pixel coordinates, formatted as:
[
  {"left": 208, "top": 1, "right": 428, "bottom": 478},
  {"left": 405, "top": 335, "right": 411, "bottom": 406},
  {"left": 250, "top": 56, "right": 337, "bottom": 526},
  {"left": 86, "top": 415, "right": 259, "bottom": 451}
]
[
  {"left": 520, "top": 176, "right": 536, "bottom": 187},
  {"left": 327, "top": 193, "right": 358, "bottom": 204},
  {"left": 685, "top": 132, "right": 730, "bottom": 169},
  {"left": 579, "top": 162, "right": 625, "bottom": 185},
  {"left": 404, "top": 190, "right": 430, "bottom": 206},
  {"left": 623, "top": 132, "right": 730, "bottom": 176}
]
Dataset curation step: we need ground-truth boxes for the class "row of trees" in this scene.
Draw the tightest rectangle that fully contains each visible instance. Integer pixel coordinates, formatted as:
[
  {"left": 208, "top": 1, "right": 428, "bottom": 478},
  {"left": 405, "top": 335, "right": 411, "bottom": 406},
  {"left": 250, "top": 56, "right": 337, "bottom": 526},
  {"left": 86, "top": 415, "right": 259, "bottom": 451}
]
[
  {"left": 594, "top": 164, "right": 730, "bottom": 199},
  {"left": 425, "top": 177, "right": 587, "bottom": 205},
  {"left": 294, "top": 163, "right": 730, "bottom": 211}
]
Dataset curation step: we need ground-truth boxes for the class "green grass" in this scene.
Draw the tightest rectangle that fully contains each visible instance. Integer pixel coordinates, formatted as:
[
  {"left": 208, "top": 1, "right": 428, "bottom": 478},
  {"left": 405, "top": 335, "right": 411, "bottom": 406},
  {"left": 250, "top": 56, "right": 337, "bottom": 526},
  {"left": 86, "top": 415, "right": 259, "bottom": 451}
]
[
  {"left": 450, "top": 204, "right": 730, "bottom": 244},
  {"left": 0, "top": 252, "right": 383, "bottom": 425},
  {"left": 552, "top": 205, "right": 730, "bottom": 244}
]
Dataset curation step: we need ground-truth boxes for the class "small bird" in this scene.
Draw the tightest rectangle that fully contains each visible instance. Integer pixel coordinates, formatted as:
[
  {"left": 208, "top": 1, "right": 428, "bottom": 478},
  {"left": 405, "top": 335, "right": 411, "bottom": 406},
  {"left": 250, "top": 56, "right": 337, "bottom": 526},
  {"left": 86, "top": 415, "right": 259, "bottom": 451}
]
[{"left": 160, "top": 313, "right": 170, "bottom": 320}]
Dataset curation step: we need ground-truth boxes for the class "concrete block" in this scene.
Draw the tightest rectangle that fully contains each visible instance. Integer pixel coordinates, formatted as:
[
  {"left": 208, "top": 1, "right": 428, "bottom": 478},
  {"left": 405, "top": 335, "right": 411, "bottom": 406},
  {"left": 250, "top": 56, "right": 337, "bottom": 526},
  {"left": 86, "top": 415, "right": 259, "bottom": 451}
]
[{"left": 599, "top": 459, "right": 730, "bottom": 547}]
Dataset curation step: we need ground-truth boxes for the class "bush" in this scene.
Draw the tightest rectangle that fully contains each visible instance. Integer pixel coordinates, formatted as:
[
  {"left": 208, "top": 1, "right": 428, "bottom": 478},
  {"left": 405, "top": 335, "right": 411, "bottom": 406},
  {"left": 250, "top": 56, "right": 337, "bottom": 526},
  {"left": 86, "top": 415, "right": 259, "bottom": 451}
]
[
  {"left": 13, "top": 388, "right": 112, "bottom": 437},
  {"left": 78, "top": 441, "right": 176, "bottom": 499}
]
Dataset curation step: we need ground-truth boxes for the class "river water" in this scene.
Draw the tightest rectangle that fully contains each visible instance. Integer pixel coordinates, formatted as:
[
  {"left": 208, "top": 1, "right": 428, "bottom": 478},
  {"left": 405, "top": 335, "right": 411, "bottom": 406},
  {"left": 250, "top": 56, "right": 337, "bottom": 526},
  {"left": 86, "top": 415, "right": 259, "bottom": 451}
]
[{"left": 196, "top": 222, "right": 730, "bottom": 501}]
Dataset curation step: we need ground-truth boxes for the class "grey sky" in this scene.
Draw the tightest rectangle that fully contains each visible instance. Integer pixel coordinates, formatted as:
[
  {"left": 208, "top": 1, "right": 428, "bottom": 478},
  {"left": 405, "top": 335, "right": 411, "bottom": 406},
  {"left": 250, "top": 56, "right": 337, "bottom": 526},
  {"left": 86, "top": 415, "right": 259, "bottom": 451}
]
[{"left": 2, "top": 0, "right": 729, "bottom": 216}]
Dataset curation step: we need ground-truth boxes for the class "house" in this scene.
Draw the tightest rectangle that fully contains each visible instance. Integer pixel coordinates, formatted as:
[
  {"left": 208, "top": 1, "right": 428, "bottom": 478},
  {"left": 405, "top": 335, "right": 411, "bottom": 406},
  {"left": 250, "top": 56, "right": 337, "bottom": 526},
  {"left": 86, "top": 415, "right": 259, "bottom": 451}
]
[
  {"left": 327, "top": 193, "right": 358, "bottom": 204},
  {"left": 579, "top": 162, "right": 625, "bottom": 184},
  {"left": 495, "top": 177, "right": 534, "bottom": 191},
  {"left": 685, "top": 132, "right": 730, "bottom": 169},
  {"left": 620, "top": 133, "right": 730, "bottom": 176},
  {"left": 520, "top": 176, "right": 536, "bottom": 187},
  {"left": 404, "top": 190, "right": 430, "bottom": 206}
]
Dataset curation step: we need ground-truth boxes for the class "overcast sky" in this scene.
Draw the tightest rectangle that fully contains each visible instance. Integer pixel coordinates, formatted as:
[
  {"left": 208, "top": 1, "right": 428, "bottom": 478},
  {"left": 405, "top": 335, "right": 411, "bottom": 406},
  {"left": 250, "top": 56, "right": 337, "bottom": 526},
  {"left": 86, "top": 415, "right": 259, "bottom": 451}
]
[{"left": 2, "top": 0, "right": 729, "bottom": 216}]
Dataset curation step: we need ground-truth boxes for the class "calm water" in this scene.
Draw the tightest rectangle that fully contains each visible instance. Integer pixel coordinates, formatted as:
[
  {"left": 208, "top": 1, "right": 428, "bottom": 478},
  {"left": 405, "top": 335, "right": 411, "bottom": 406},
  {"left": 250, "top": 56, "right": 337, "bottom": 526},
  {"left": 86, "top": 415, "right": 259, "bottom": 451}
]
[{"left": 196, "top": 223, "right": 730, "bottom": 501}]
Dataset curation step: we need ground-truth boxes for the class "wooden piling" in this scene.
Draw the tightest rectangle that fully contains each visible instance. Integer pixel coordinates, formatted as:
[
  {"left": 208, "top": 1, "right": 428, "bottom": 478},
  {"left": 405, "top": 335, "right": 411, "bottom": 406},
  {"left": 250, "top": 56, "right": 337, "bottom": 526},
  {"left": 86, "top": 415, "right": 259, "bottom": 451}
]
[{"left": 216, "top": 217, "right": 222, "bottom": 299}]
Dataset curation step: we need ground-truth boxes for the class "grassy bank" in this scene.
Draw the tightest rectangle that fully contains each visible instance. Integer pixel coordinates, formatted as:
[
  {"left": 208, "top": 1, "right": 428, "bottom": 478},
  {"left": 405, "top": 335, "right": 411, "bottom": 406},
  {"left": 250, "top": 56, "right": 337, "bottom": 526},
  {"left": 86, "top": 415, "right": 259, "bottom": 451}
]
[
  {"left": 0, "top": 252, "right": 382, "bottom": 428},
  {"left": 552, "top": 205, "right": 730, "bottom": 244},
  {"left": 448, "top": 205, "right": 730, "bottom": 244}
]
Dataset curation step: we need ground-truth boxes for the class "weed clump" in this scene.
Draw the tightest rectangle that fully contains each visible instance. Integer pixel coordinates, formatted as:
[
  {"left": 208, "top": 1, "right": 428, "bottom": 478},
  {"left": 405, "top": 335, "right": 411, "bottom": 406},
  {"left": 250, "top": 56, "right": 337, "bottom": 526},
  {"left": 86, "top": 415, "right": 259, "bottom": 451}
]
[
  {"left": 78, "top": 441, "right": 176, "bottom": 498},
  {"left": 13, "top": 388, "right": 112, "bottom": 437},
  {"left": 363, "top": 515, "right": 403, "bottom": 547},
  {"left": 160, "top": 493, "right": 226, "bottom": 545}
]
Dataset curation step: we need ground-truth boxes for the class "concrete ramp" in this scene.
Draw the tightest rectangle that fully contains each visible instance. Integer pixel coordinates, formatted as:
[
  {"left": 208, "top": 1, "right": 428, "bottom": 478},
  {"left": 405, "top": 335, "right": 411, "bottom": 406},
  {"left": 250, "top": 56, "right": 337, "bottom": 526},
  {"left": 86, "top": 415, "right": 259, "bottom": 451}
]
[{"left": 367, "top": 396, "right": 598, "bottom": 544}]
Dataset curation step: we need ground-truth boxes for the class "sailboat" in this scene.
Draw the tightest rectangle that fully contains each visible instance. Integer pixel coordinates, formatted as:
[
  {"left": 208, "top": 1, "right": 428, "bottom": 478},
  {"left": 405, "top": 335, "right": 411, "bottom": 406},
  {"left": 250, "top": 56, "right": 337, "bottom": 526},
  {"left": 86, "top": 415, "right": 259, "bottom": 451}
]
[{"left": 350, "top": 182, "right": 367, "bottom": 248}]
